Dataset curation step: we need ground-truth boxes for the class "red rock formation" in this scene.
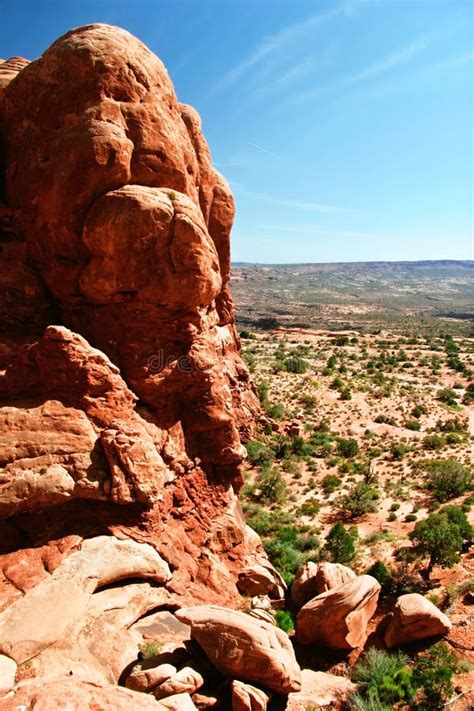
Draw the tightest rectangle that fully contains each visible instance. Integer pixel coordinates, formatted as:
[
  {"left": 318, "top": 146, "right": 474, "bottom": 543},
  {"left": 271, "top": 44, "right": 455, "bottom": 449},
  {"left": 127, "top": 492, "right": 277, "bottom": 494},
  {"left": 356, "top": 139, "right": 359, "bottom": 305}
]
[{"left": 0, "top": 23, "right": 264, "bottom": 697}]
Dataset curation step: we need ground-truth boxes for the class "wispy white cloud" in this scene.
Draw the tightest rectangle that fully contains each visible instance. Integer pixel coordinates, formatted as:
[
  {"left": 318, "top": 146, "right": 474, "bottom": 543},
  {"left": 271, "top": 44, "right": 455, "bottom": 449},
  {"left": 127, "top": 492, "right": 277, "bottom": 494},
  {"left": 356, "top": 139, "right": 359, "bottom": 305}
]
[
  {"left": 232, "top": 183, "right": 371, "bottom": 216},
  {"left": 247, "top": 141, "right": 281, "bottom": 159},
  {"left": 349, "top": 38, "right": 428, "bottom": 82},
  {"left": 210, "top": 0, "right": 365, "bottom": 93},
  {"left": 285, "top": 32, "right": 430, "bottom": 106}
]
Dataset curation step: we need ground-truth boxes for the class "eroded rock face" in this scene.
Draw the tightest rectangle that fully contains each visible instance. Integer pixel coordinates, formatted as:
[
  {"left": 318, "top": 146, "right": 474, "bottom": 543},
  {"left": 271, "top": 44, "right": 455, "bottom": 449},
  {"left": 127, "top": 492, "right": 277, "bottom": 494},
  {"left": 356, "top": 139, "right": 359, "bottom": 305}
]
[
  {"left": 385, "top": 593, "right": 452, "bottom": 648},
  {"left": 0, "top": 21, "right": 265, "bottom": 700},
  {"left": 295, "top": 575, "right": 381, "bottom": 650},
  {"left": 176, "top": 605, "right": 301, "bottom": 695}
]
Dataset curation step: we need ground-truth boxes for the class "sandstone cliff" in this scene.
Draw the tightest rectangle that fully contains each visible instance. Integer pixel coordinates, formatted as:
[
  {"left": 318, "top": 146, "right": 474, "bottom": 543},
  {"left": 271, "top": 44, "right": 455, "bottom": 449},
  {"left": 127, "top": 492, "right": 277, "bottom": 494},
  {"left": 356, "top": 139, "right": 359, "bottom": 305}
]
[{"left": 0, "top": 24, "right": 270, "bottom": 700}]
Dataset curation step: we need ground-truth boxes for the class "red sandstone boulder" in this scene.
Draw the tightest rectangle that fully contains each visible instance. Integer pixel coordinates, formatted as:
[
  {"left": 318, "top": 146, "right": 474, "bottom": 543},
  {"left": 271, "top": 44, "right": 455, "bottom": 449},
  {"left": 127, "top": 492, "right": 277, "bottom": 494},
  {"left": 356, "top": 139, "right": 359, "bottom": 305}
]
[
  {"left": 385, "top": 593, "right": 452, "bottom": 648},
  {"left": 291, "top": 561, "right": 355, "bottom": 608},
  {"left": 176, "top": 605, "right": 301, "bottom": 694},
  {"left": 296, "top": 575, "right": 381, "bottom": 649},
  {"left": 286, "top": 669, "right": 356, "bottom": 710},
  {"left": 1, "top": 678, "right": 172, "bottom": 710},
  {"left": 231, "top": 680, "right": 270, "bottom": 710}
]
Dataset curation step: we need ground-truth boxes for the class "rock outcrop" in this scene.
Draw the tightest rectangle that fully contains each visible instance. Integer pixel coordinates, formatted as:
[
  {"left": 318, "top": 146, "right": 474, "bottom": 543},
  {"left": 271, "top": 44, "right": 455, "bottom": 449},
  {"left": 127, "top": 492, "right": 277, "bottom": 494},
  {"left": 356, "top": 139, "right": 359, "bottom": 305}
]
[
  {"left": 295, "top": 575, "right": 381, "bottom": 649},
  {"left": 291, "top": 561, "right": 356, "bottom": 608},
  {"left": 0, "top": 22, "right": 266, "bottom": 704},
  {"left": 385, "top": 593, "right": 452, "bottom": 648},
  {"left": 176, "top": 605, "right": 302, "bottom": 694}
]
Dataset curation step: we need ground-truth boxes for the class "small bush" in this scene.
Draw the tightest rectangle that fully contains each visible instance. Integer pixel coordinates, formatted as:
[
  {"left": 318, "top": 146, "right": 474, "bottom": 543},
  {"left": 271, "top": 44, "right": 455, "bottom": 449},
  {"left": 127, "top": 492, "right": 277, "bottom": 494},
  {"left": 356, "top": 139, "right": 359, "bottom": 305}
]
[
  {"left": 391, "top": 443, "right": 409, "bottom": 460},
  {"left": 338, "top": 438, "right": 360, "bottom": 458},
  {"left": 322, "top": 474, "right": 342, "bottom": 494},
  {"left": 340, "top": 482, "right": 378, "bottom": 518},
  {"left": 283, "top": 355, "right": 308, "bottom": 374},
  {"left": 411, "top": 505, "right": 473, "bottom": 578},
  {"left": 405, "top": 419, "right": 421, "bottom": 431},
  {"left": 323, "top": 522, "right": 355, "bottom": 564},
  {"left": 424, "top": 458, "right": 473, "bottom": 502},
  {"left": 438, "top": 387, "right": 458, "bottom": 407},
  {"left": 351, "top": 648, "right": 415, "bottom": 707},
  {"left": 253, "top": 467, "right": 287, "bottom": 504},
  {"left": 274, "top": 609, "right": 295, "bottom": 633},
  {"left": 423, "top": 434, "right": 445, "bottom": 451},
  {"left": 139, "top": 639, "right": 163, "bottom": 660},
  {"left": 366, "top": 561, "right": 392, "bottom": 594},
  {"left": 246, "top": 440, "right": 275, "bottom": 467},
  {"left": 413, "top": 642, "right": 460, "bottom": 707}
]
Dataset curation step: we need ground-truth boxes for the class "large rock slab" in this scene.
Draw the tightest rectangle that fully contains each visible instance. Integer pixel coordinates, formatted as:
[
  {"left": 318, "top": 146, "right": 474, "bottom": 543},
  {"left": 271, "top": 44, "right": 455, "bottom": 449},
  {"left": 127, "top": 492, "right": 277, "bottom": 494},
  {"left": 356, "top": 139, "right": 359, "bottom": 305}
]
[
  {"left": 295, "top": 575, "right": 380, "bottom": 649},
  {"left": 385, "top": 593, "right": 452, "bottom": 648},
  {"left": 176, "top": 605, "right": 301, "bottom": 694},
  {"left": 286, "top": 669, "right": 356, "bottom": 710},
  {"left": 0, "top": 400, "right": 104, "bottom": 515},
  {"left": 0, "top": 536, "right": 171, "bottom": 663},
  {"left": 1, "top": 678, "right": 172, "bottom": 710}
]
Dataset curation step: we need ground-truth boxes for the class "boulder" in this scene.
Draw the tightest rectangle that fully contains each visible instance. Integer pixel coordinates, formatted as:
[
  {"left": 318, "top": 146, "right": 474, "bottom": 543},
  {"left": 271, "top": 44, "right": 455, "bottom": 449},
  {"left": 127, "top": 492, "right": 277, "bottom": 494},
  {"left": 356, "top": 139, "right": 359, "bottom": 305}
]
[
  {"left": 1, "top": 678, "right": 172, "bottom": 709},
  {"left": 153, "top": 666, "right": 204, "bottom": 699},
  {"left": 286, "top": 669, "right": 356, "bottom": 710},
  {"left": 237, "top": 564, "right": 286, "bottom": 598},
  {"left": 159, "top": 694, "right": 198, "bottom": 710},
  {"left": 176, "top": 605, "right": 301, "bottom": 694},
  {"left": 0, "top": 536, "right": 171, "bottom": 663},
  {"left": 296, "top": 575, "right": 381, "bottom": 649},
  {"left": 385, "top": 593, "right": 452, "bottom": 648},
  {"left": 231, "top": 679, "right": 270, "bottom": 711},
  {"left": 126, "top": 663, "right": 177, "bottom": 692},
  {"left": 291, "top": 562, "right": 356, "bottom": 608},
  {"left": 0, "top": 654, "right": 16, "bottom": 692}
]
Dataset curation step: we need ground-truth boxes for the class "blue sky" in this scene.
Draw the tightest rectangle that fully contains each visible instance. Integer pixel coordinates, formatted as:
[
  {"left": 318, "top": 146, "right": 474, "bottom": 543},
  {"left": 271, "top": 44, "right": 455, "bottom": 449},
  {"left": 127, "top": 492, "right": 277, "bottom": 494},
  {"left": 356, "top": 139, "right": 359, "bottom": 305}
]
[{"left": 1, "top": 0, "right": 472, "bottom": 263}]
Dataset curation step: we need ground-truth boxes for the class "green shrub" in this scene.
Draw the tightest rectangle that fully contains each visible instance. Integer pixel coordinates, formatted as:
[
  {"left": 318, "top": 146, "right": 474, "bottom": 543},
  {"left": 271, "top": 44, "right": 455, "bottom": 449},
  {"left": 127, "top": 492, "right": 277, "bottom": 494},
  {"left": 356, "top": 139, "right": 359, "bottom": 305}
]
[
  {"left": 405, "top": 419, "right": 421, "bottom": 431},
  {"left": 423, "top": 434, "right": 445, "bottom": 451},
  {"left": 412, "top": 404, "right": 427, "bottom": 418},
  {"left": 244, "top": 505, "right": 293, "bottom": 536},
  {"left": 297, "top": 498, "right": 321, "bottom": 517},
  {"left": 340, "top": 387, "right": 352, "bottom": 401},
  {"left": 351, "top": 648, "right": 415, "bottom": 707},
  {"left": 438, "top": 387, "right": 458, "bottom": 407},
  {"left": 322, "top": 474, "right": 342, "bottom": 494},
  {"left": 323, "top": 522, "right": 355, "bottom": 564},
  {"left": 424, "top": 458, "right": 473, "bottom": 502},
  {"left": 139, "top": 639, "right": 163, "bottom": 660},
  {"left": 274, "top": 610, "right": 295, "bottom": 633},
  {"left": 366, "top": 561, "right": 392, "bottom": 594},
  {"left": 340, "top": 482, "right": 378, "bottom": 518},
  {"left": 253, "top": 467, "right": 287, "bottom": 504},
  {"left": 264, "top": 536, "right": 318, "bottom": 586},
  {"left": 337, "top": 438, "right": 360, "bottom": 458},
  {"left": 283, "top": 355, "right": 308, "bottom": 374},
  {"left": 245, "top": 440, "right": 275, "bottom": 467},
  {"left": 411, "top": 505, "right": 473, "bottom": 578},
  {"left": 413, "top": 642, "right": 460, "bottom": 708},
  {"left": 391, "top": 443, "right": 409, "bottom": 460}
]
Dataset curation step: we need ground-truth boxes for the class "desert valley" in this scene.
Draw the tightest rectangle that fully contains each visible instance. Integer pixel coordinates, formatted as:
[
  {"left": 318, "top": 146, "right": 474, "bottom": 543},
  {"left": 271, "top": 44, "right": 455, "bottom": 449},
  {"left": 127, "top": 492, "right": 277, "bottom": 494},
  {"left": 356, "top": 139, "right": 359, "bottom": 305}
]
[{"left": 0, "top": 14, "right": 472, "bottom": 711}]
